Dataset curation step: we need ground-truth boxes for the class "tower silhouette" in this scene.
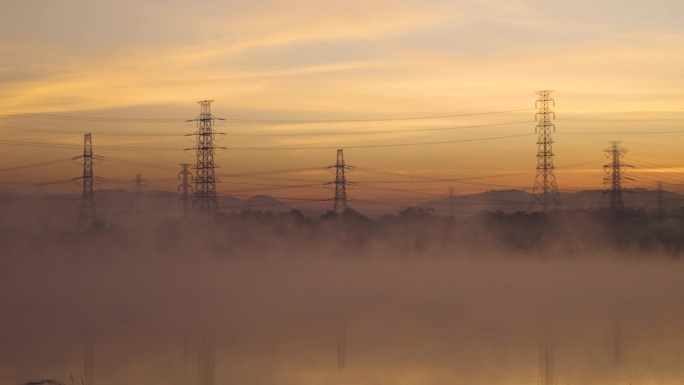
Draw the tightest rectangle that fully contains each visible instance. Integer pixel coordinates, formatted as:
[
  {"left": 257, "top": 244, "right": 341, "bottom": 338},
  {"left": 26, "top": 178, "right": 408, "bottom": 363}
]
[
  {"left": 178, "top": 163, "right": 193, "bottom": 218},
  {"left": 529, "top": 90, "right": 561, "bottom": 212},
  {"left": 603, "top": 141, "right": 632, "bottom": 212},
  {"left": 327, "top": 149, "right": 353, "bottom": 213},
  {"left": 197, "top": 330, "right": 215, "bottom": 385},
  {"left": 539, "top": 331, "right": 555, "bottom": 385},
  {"left": 84, "top": 330, "right": 94, "bottom": 385},
  {"left": 657, "top": 181, "right": 665, "bottom": 212},
  {"left": 77, "top": 133, "right": 100, "bottom": 223},
  {"left": 134, "top": 174, "right": 144, "bottom": 196},
  {"left": 189, "top": 100, "right": 221, "bottom": 216},
  {"left": 337, "top": 321, "right": 347, "bottom": 372}
]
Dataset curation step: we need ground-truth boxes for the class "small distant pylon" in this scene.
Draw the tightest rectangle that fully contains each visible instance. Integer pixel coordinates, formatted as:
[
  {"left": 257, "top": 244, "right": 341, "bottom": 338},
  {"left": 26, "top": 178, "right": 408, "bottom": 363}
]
[
  {"left": 337, "top": 320, "right": 347, "bottom": 372},
  {"left": 76, "top": 133, "right": 102, "bottom": 223},
  {"left": 603, "top": 141, "right": 633, "bottom": 212},
  {"left": 448, "top": 187, "right": 455, "bottom": 219},
  {"left": 188, "top": 100, "right": 224, "bottom": 217},
  {"left": 178, "top": 163, "right": 194, "bottom": 218},
  {"left": 657, "top": 181, "right": 665, "bottom": 212},
  {"left": 327, "top": 149, "right": 354, "bottom": 213},
  {"left": 197, "top": 330, "right": 215, "bottom": 385},
  {"left": 529, "top": 90, "right": 562, "bottom": 212},
  {"left": 134, "top": 174, "right": 145, "bottom": 196},
  {"left": 84, "top": 329, "right": 94, "bottom": 385},
  {"left": 539, "top": 329, "right": 555, "bottom": 385}
]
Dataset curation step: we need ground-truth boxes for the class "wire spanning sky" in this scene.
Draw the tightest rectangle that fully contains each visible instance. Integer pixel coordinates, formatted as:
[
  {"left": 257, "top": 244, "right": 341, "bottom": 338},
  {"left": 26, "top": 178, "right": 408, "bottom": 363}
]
[{"left": 1, "top": 0, "right": 684, "bottom": 202}]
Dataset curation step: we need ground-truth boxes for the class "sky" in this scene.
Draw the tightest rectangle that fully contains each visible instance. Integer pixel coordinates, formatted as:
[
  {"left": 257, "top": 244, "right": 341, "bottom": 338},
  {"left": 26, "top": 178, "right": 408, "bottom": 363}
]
[{"left": 1, "top": 0, "right": 684, "bottom": 205}]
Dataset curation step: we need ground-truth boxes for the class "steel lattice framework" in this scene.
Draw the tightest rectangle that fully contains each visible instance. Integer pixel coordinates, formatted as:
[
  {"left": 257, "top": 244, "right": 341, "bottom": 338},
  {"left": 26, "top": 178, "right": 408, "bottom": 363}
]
[
  {"left": 328, "top": 149, "right": 353, "bottom": 213},
  {"left": 178, "top": 163, "right": 193, "bottom": 218},
  {"left": 190, "top": 100, "right": 220, "bottom": 216},
  {"left": 84, "top": 330, "right": 94, "bottom": 385},
  {"left": 603, "top": 141, "right": 632, "bottom": 212},
  {"left": 134, "top": 174, "right": 144, "bottom": 195},
  {"left": 529, "top": 90, "right": 562, "bottom": 212},
  {"left": 78, "top": 133, "right": 98, "bottom": 223},
  {"left": 198, "top": 331, "right": 215, "bottom": 385}
]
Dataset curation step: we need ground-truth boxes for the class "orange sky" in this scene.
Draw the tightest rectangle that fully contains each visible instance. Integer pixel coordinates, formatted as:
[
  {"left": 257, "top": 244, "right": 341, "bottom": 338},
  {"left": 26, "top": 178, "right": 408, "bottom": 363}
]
[{"left": 1, "top": 0, "right": 684, "bottom": 204}]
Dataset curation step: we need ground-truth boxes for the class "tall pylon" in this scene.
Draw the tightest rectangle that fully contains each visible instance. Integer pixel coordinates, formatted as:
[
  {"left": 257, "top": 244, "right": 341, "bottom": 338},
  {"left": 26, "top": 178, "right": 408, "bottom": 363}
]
[
  {"left": 327, "top": 149, "right": 353, "bottom": 213},
  {"left": 77, "top": 133, "right": 100, "bottom": 223},
  {"left": 448, "top": 187, "right": 455, "bottom": 219},
  {"left": 603, "top": 141, "right": 633, "bottom": 212},
  {"left": 197, "top": 330, "right": 215, "bottom": 385},
  {"left": 336, "top": 321, "right": 347, "bottom": 372},
  {"left": 529, "top": 90, "right": 562, "bottom": 212},
  {"left": 539, "top": 330, "right": 555, "bottom": 385},
  {"left": 84, "top": 330, "right": 94, "bottom": 385},
  {"left": 657, "top": 181, "right": 665, "bottom": 211},
  {"left": 189, "top": 100, "right": 221, "bottom": 217},
  {"left": 134, "top": 174, "right": 145, "bottom": 195},
  {"left": 178, "top": 163, "right": 193, "bottom": 218}
]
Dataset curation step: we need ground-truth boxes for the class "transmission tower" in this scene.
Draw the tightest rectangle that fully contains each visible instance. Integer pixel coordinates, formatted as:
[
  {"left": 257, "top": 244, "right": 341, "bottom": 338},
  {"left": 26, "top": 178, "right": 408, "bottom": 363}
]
[
  {"left": 178, "top": 163, "right": 194, "bottom": 218},
  {"left": 657, "top": 181, "right": 665, "bottom": 212},
  {"left": 337, "top": 321, "right": 346, "bottom": 372},
  {"left": 77, "top": 133, "right": 101, "bottom": 223},
  {"left": 197, "top": 330, "right": 215, "bottom": 385},
  {"left": 539, "top": 331, "right": 555, "bottom": 385},
  {"left": 189, "top": 100, "right": 222, "bottom": 217},
  {"left": 603, "top": 141, "right": 633, "bottom": 212},
  {"left": 327, "top": 149, "right": 353, "bottom": 213},
  {"left": 529, "top": 90, "right": 562, "bottom": 212},
  {"left": 134, "top": 174, "right": 144, "bottom": 195},
  {"left": 448, "top": 187, "right": 455, "bottom": 219},
  {"left": 84, "top": 330, "right": 94, "bottom": 385}
]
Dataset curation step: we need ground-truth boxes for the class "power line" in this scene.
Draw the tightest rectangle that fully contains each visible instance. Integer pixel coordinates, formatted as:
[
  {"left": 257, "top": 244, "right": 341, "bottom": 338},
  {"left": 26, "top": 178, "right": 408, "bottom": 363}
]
[
  {"left": 225, "top": 121, "right": 534, "bottom": 136},
  {"left": 559, "top": 130, "right": 684, "bottom": 135},
  {"left": 0, "top": 157, "right": 75, "bottom": 172},
  {"left": 207, "top": 108, "right": 534, "bottom": 124},
  {"left": 227, "top": 133, "right": 535, "bottom": 151},
  {"left": 558, "top": 118, "right": 684, "bottom": 122},
  {"left": 0, "top": 108, "right": 533, "bottom": 124},
  {"left": 218, "top": 166, "right": 326, "bottom": 177},
  {"left": 0, "top": 125, "right": 187, "bottom": 137},
  {"left": 352, "top": 171, "right": 529, "bottom": 185},
  {"left": 0, "top": 119, "right": 534, "bottom": 137},
  {"left": 0, "top": 111, "right": 186, "bottom": 123},
  {"left": 0, "top": 139, "right": 181, "bottom": 151},
  {"left": 226, "top": 194, "right": 331, "bottom": 202},
  {"left": 0, "top": 133, "right": 534, "bottom": 151},
  {"left": 103, "top": 157, "right": 178, "bottom": 171}
]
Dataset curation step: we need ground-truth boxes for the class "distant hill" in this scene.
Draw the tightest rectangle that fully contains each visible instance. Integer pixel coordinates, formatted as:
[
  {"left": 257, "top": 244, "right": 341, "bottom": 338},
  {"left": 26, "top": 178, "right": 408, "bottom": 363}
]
[
  {"left": 2, "top": 188, "right": 681, "bottom": 224},
  {"left": 421, "top": 188, "right": 684, "bottom": 217},
  {"left": 0, "top": 190, "right": 294, "bottom": 225},
  {"left": 219, "top": 194, "right": 293, "bottom": 212}
]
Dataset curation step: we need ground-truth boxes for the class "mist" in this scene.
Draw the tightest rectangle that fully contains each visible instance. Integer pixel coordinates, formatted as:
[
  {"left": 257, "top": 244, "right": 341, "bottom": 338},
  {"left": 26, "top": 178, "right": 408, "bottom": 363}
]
[{"left": 2, "top": 206, "right": 684, "bottom": 385}]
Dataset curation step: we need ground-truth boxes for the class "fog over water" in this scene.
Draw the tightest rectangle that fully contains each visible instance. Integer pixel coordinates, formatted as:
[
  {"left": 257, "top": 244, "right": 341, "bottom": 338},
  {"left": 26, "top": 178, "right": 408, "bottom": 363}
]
[{"left": 2, "top": 210, "right": 684, "bottom": 385}]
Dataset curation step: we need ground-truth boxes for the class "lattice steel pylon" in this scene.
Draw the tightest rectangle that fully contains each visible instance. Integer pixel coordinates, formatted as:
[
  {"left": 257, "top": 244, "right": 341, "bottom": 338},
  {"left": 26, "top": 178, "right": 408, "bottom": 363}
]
[
  {"left": 77, "top": 133, "right": 100, "bottom": 223},
  {"left": 603, "top": 141, "right": 633, "bottom": 212},
  {"left": 197, "top": 330, "right": 215, "bottom": 385},
  {"left": 529, "top": 90, "right": 562, "bottom": 212},
  {"left": 539, "top": 330, "right": 555, "bottom": 385},
  {"left": 84, "top": 330, "right": 94, "bottom": 385},
  {"left": 189, "top": 100, "right": 222, "bottom": 216},
  {"left": 134, "top": 174, "right": 144, "bottom": 195},
  {"left": 337, "top": 321, "right": 347, "bottom": 372},
  {"left": 178, "top": 163, "right": 194, "bottom": 218},
  {"left": 657, "top": 181, "right": 665, "bottom": 212},
  {"left": 327, "top": 149, "right": 353, "bottom": 213}
]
